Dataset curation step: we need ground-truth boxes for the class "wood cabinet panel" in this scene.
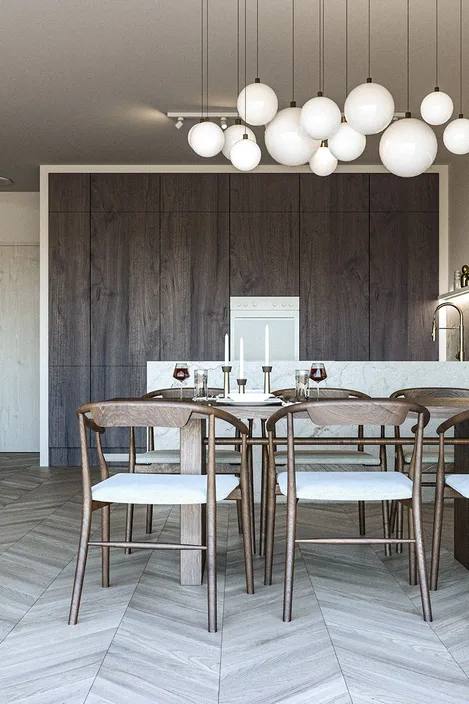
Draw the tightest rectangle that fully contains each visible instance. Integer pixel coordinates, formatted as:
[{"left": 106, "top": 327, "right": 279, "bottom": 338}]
[
  {"left": 49, "top": 212, "right": 90, "bottom": 365},
  {"left": 300, "top": 213, "right": 370, "bottom": 360},
  {"left": 90, "top": 212, "right": 160, "bottom": 365},
  {"left": 49, "top": 365, "right": 90, "bottom": 449},
  {"left": 49, "top": 174, "right": 90, "bottom": 212},
  {"left": 230, "top": 212, "right": 299, "bottom": 296},
  {"left": 91, "top": 174, "right": 160, "bottom": 211},
  {"left": 161, "top": 174, "right": 228, "bottom": 212},
  {"left": 370, "top": 173, "right": 439, "bottom": 212},
  {"left": 370, "top": 212, "right": 439, "bottom": 360},
  {"left": 230, "top": 174, "right": 299, "bottom": 212},
  {"left": 300, "top": 174, "right": 369, "bottom": 212},
  {"left": 160, "top": 211, "right": 229, "bottom": 360}
]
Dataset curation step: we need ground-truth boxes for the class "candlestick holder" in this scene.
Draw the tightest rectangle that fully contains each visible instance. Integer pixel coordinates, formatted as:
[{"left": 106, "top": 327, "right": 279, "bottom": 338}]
[
  {"left": 237, "top": 378, "right": 247, "bottom": 393},
  {"left": 262, "top": 365, "right": 272, "bottom": 394},
  {"left": 222, "top": 365, "right": 232, "bottom": 397}
]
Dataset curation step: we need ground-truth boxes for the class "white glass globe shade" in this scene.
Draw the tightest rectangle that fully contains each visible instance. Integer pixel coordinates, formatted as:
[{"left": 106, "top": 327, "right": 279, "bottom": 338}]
[
  {"left": 189, "top": 121, "right": 225, "bottom": 157},
  {"left": 309, "top": 145, "right": 338, "bottom": 176},
  {"left": 237, "top": 82, "right": 278, "bottom": 126},
  {"left": 230, "top": 138, "right": 262, "bottom": 171},
  {"left": 328, "top": 122, "right": 366, "bottom": 161},
  {"left": 222, "top": 124, "right": 256, "bottom": 159},
  {"left": 300, "top": 96, "right": 341, "bottom": 140},
  {"left": 264, "top": 107, "right": 320, "bottom": 166},
  {"left": 344, "top": 82, "right": 395, "bottom": 135},
  {"left": 379, "top": 117, "right": 437, "bottom": 177},
  {"left": 443, "top": 117, "right": 469, "bottom": 154},
  {"left": 420, "top": 90, "right": 453, "bottom": 125},
  {"left": 187, "top": 123, "right": 196, "bottom": 147}
]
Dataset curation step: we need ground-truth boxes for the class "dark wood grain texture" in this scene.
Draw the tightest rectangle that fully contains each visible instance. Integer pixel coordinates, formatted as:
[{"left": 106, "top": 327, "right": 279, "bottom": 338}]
[
  {"left": 90, "top": 211, "right": 160, "bottom": 366},
  {"left": 160, "top": 211, "right": 229, "bottom": 360},
  {"left": 49, "top": 366, "right": 90, "bottom": 449},
  {"left": 90, "top": 366, "right": 147, "bottom": 449},
  {"left": 49, "top": 174, "right": 90, "bottom": 212},
  {"left": 230, "top": 174, "right": 299, "bottom": 212},
  {"left": 49, "top": 212, "right": 90, "bottom": 365},
  {"left": 90, "top": 174, "right": 160, "bottom": 211},
  {"left": 300, "top": 174, "right": 369, "bottom": 212},
  {"left": 230, "top": 212, "right": 299, "bottom": 296},
  {"left": 370, "top": 211, "right": 439, "bottom": 360},
  {"left": 454, "top": 419, "right": 469, "bottom": 569},
  {"left": 370, "top": 173, "right": 439, "bottom": 212},
  {"left": 300, "top": 212, "right": 370, "bottom": 360},
  {"left": 161, "top": 174, "right": 229, "bottom": 212}
]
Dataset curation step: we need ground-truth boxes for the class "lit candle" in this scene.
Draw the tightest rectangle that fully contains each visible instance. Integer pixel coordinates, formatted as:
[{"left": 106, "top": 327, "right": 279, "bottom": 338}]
[
  {"left": 224, "top": 333, "right": 229, "bottom": 365},
  {"left": 265, "top": 324, "right": 270, "bottom": 366},
  {"left": 239, "top": 337, "right": 244, "bottom": 379}
]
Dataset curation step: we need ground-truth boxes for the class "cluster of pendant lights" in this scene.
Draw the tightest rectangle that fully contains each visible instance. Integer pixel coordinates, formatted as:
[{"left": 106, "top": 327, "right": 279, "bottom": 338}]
[{"left": 188, "top": 0, "right": 469, "bottom": 177}]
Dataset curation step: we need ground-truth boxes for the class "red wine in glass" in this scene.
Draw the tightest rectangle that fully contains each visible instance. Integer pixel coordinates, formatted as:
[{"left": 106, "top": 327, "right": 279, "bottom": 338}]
[
  {"left": 309, "top": 363, "right": 327, "bottom": 399},
  {"left": 173, "top": 363, "right": 190, "bottom": 398}
]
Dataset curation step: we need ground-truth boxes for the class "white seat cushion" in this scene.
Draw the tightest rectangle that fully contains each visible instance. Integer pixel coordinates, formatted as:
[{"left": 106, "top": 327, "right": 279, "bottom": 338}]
[
  {"left": 445, "top": 474, "right": 469, "bottom": 497},
  {"left": 92, "top": 473, "right": 240, "bottom": 505},
  {"left": 403, "top": 451, "right": 454, "bottom": 464},
  {"left": 103, "top": 449, "right": 241, "bottom": 466},
  {"left": 277, "top": 471, "right": 413, "bottom": 501},
  {"left": 274, "top": 450, "right": 380, "bottom": 466}
]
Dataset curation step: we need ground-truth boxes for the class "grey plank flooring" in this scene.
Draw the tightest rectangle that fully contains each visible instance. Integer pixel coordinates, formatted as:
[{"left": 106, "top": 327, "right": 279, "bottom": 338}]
[{"left": 1, "top": 455, "right": 469, "bottom": 702}]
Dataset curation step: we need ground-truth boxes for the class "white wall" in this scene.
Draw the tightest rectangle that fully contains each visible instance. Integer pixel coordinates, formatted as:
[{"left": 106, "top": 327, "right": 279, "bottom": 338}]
[
  {"left": 449, "top": 160, "right": 469, "bottom": 287},
  {"left": 0, "top": 193, "right": 40, "bottom": 451}
]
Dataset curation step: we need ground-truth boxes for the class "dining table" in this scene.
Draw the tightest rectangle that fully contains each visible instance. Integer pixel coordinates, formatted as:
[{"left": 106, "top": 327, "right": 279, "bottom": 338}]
[{"left": 178, "top": 397, "right": 469, "bottom": 586}]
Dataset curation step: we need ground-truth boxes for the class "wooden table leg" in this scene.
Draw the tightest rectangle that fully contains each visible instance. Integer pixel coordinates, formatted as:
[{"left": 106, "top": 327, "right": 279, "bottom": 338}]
[
  {"left": 180, "top": 418, "right": 205, "bottom": 585},
  {"left": 454, "top": 419, "right": 469, "bottom": 569}
]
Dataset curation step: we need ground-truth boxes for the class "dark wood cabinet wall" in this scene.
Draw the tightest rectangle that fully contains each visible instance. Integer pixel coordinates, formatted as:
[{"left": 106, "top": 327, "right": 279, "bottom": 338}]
[{"left": 48, "top": 171, "right": 439, "bottom": 464}]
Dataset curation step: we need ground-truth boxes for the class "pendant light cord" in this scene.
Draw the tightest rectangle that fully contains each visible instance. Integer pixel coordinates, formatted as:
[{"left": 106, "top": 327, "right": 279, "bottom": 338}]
[
  {"left": 460, "top": 0, "right": 463, "bottom": 115},
  {"left": 435, "top": 0, "right": 439, "bottom": 87},
  {"left": 367, "top": 0, "right": 371, "bottom": 79},
  {"left": 256, "top": 0, "right": 259, "bottom": 79},
  {"left": 318, "top": 0, "right": 322, "bottom": 94},
  {"left": 345, "top": 0, "right": 348, "bottom": 95},
  {"left": 206, "top": 0, "right": 209, "bottom": 119},
  {"left": 292, "top": 0, "right": 295, "bottom": 103},
  {"left": 244, "top": 0, "right": 247, "bottom": 134},
  {"left": 237, "top": 0, "right": 240, "bottom": 98},
  {"left": 200, "top": 0, "right": 204, "bottom": 118},
  {"left": 406, "top": 0, "right": 410, "bottom": 115}
]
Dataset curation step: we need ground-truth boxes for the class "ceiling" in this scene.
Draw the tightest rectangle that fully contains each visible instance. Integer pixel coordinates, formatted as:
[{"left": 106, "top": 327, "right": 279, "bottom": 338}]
[{"left": 1, "top": 0, "right": 467, "bottom": 190}]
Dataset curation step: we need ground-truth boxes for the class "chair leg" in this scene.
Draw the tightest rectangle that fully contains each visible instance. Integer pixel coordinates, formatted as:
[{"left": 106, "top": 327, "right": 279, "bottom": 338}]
[
  {"left": 358, "top": 501, "right": 366, "bottom": 535},
  {"left": 69, "top": 503, "right": 93, "bottom": 625},
  {"left": 408, "top": 506, "right": 417, "bottom": 586},
  {"left": 206, "top": 504, "right": 217, "bottom": 633},
  {"left": 382, "top": 500, "right": 391, "bottom": 557},
  {"left": 240, "top": 477, "right": 255, "bottom": 596},
  {"left": 259, "top": 445, "right": 268, "bottom": 556},
  {"left": 283, "top": 493, "right": 297, "bottom": 623},
  {"left": 264, "top": 470, "right": 276, "bottom": 586},
  {"left": 389, "top": 500, "right": 397, "bottom": 534},
  {"left": 145, "top": 504, "right": 153, "bottom": 535},
  {"left": 396, "top": 502, "right": 404, "bottom": 554},
  {"left": 101, "top": 504, "right": 110, "bottom": 588},
  {"left": 247, "top": 444, "right": 256, "bottom": 555},
  {"left": 431, "top": 474, "right": 446, "bottom": 591},
  {"left": 125, "top": 503, "right": 134, "bottom": 555},
  {"left": 236, "top": 500, "right": 243, "bottom": 534},
  {"left": 413, "top": 498, "right": 433, "bottom": 622}
]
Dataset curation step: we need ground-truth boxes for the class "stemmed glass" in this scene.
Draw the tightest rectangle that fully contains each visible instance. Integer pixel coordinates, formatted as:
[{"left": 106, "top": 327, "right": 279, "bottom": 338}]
[
  {"left": 173, "top": 363, "right": 190, "bottom": 399},
  {"left": 309, "top": 363, "right": 327, "bottom": 400}
]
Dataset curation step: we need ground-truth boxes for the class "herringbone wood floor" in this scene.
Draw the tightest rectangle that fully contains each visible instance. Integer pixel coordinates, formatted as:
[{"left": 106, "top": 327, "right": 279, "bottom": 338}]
[{"left": 1, "top": 454, "right": 469, "bottom": 703}]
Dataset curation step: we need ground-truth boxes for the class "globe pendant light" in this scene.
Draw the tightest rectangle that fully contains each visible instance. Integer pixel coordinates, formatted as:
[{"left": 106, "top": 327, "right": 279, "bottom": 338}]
[
  {"left": 230, "top": 133, "right": 262, "bottom": 171},
  {"left": 300, "top": 0, "right": 341, "bottom": 140},
  {"left": 309, "top": 140, "right": 338, "bottom": 176},
  {"left": 344, "top": 1, "right": 394, "bottom": 135},
  {"left": 328, "top": 119, "right": 366, "bottom": 161},
  {"left": 443, "top": 0, "right": 469, "bottom": 154},
  {"left": 420, "top": 1, "right": 454, "bottom": 125},
  {"left": 237, "top": 80, "right": 278, "bottom": 126},
  {"left": 222, "top": 119, "right": 256, "bottom": 159},
  {"left": 265, "top": 105, "right": 319, "bottom": 166},
  {"left": 190, "top": 0, "right": 224, "bottom": 158}
]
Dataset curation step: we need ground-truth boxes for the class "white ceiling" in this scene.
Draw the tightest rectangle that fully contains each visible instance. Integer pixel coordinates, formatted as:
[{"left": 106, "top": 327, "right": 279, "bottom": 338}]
[{"left": 1, "top": 0, "right": 467, "bottom": 189}]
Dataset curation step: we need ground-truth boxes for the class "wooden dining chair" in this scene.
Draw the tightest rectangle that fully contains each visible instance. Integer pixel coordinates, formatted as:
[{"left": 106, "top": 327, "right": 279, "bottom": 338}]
[
  {"left": 390, "top": 387, "right": 469, "bottom": 553},
  {"left": 431, "top": 408, "right": 469, "bottom": 590},
  {"left": 259, "top": 388, "right": 379, "bottom": 555},
  {"left": 264, "top": 398, "right": 432, "bottom": 623},
  {"left": 70, "top": 399, "right": 254, "bottom": 633}
]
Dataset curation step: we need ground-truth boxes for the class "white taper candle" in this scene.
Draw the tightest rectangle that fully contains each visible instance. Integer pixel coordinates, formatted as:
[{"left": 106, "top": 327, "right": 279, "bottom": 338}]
[
  {"left": 224, "top": 333, "right": 229, "bottom": 364},
  {"left": 239, "top": 337, "right": 244, "bottom": 379},
  {"left": 265, "top": 324, "right": 270, "bottom": 366}
]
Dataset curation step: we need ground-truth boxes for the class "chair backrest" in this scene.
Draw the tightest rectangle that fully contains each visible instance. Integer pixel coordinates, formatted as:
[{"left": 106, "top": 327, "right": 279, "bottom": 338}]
[
  {"left": 272, "top": 387, "right": 369, "bottom": 402},
  {"left": 143, "top": 387, "right": 224, "bottom": 400},
  {"left": 391, "top": 387, "right": 469, "bottom": 401}
]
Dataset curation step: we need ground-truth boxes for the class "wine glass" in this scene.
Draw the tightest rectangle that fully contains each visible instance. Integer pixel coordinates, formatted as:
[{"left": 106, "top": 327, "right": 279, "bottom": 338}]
[
  {"left": 173, "top": 363, "right": 190, "bottom": 399},
  {"left": 309, "top": 363, "right": 327, "bottom": 400}
]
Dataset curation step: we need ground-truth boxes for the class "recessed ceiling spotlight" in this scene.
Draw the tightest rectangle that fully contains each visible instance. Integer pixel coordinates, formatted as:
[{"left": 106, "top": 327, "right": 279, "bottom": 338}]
[
  {"left": 0, "top": 177, "right": 13, "bottom": 186},
  {"left": 220, "top": 117, "right": 228, "bottom": 130},
  {"left": 175, "top": 117, "right": 184, "bottom": 129}
]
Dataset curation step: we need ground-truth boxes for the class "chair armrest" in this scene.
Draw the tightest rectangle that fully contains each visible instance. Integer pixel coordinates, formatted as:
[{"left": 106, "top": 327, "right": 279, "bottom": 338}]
[{"left": 437, "top": 409, "right": 469, "bottom": 434}]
